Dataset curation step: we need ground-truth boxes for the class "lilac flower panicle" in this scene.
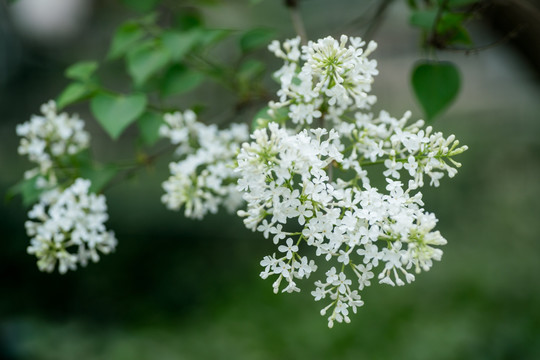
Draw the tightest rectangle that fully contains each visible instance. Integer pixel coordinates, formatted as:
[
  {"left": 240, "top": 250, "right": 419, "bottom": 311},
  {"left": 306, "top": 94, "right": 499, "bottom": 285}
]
[{"left": 237, "top": 35, "right": 467, "bottom": 327}]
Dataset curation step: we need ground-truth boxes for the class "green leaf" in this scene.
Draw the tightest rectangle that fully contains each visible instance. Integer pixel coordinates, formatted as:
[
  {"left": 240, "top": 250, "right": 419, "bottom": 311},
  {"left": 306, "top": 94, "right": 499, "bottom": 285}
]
[
  {"left": 173, "top": 12, "right": 203, "bottom": 30},
  {"left": 407, "top": 0, "right": 418, "bottom": 9},
  {"left": 6, "top": 176, "right": 43, "bottom": 207},
  {"left": 161, "top": 65, "right": 204, "bottom": 97},
  {"left": 108, "top": 22, "right": 145, "bottom": 60},
  {"left": 137, "top": 111, "right": 163, "bottom": 146},
  {"left": 161, "top": 30, "right": 202, "bottom": 62},
  {"left": 90, "top": 93, "right": 147, "bottom": 139},
  {"left": 449, "top": 25, "right": 472, "bottom": 45},
  {"left": 409, "top": 10, "right": 438, "bottom": 30},
  {"left": 65, "top": 61, "right": 98, "bottom": 81},
  {"left": 138, "top": 12, "right": 158, "bottom": 26},
  {"left": 127, "top": 41, "right": 171, "bottom": 87},
  {"left": 80, "top": 163, "right": 118, "bottom": 193},
  {"left": 252, "top": 106, "right": 289, "bottom": 130},
  {"left": 240, "top": 28, "right": 275, "bottom": 53},
  {"left": 121, "top": 0, "right": 159, "bottom": 12},
  {"left": 57, "top": 82, "right": 95, "bottom": 109},
  {"left": 411, "top": 61, "right": 460, "bottom": 121},
  {"left": 198, "top": 29, "right": 232, "bottom": 47},
  {"left": 238, "top": 59, "right": 265, "bottom": 81},
  {"left": 438, "top": 13, "right": 466, "bottom": 33}
]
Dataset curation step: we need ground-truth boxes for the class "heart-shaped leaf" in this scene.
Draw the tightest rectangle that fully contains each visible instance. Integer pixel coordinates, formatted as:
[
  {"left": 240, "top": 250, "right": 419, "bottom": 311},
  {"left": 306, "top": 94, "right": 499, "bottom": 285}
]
[
  {"left": 161, "top": 65, "right": 204, "bottom": 97},
  {"left": 161, "top": 29, "right": 201, "bottom": 61},
  {"left": 409, "top": 10, "right": 438, "bottom": 30},
  {"left": 107, "top": 21, "right": 145, "bottom": 60},
  {"left": 65, "top": 61, "right": 98, "bottom": 82},
  {"left": 90, "top": 93, "right": 147, "bottom": 139},
  {"left": 57, "top": 82, "right": 95, "bottom": 109},
  {"left": 127, "top": 42, "right": 171, "bottom": 87},
  {"left": 137, "top": 111, "right": 163, "bottom": 146},
  {"left": 173, "top": 12, "right": 202, "bottom": 31},
  {"left": 411, "top": 61, "right": 460, "bottom": 121}
]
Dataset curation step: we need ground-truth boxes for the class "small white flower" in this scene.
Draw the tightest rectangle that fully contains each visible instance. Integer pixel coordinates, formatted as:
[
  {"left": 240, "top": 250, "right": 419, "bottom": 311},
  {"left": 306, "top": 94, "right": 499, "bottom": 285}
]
[{"left": 278, "top": 238, "right": 298, "bottom": 260}]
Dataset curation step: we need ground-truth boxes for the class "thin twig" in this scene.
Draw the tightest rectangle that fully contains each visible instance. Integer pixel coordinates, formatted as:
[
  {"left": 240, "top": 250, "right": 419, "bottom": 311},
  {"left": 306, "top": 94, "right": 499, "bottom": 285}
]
[
  {"left": 363, "top": 0, "right": 394, "bottom": 41},
  {"left": 285, "top": 0, "right": 308, "bottom": 44},
  {"left": 102, "top": 145, "right": 175, "bottom": 192},
  {"left": 443, "top": 24, "right": 526, "bottom": 54},
  {"left": 428, "top": 0, "right": 450, "bottom": 50},
  {"left": 504, "top": 0, "right": 540, "bottom": 22}
]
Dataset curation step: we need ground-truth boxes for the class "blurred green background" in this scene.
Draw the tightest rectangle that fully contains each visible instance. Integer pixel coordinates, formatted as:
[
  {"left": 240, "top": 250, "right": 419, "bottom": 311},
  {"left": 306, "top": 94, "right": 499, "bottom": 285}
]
[{"left": 1, "top": 0, "right": 540, "bottom": 359}]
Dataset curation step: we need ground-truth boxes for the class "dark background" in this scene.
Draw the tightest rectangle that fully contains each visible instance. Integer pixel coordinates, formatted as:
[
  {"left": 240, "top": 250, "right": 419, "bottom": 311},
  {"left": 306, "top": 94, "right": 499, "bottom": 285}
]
[{"left": 1, "top": 0, "right": 540, "bottom": 359}]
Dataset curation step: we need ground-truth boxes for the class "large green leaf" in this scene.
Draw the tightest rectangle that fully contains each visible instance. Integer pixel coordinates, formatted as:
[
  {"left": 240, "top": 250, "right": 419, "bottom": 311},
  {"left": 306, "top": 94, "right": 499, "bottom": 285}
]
[
  {"left": 161, "top": 30, "right": 202, "bottom": 61},
  {"left": 161, "top": 65, "right": 204, "bottom": 97},
  {"left": 198, "top": 29, "right": 232, "bottom": 47},
  {"left": 108, "top": 22, "right": 145, "bottom": 60},
  {"left": 90, "top": 93, "right": 147, "bottom": 139},
  {"left": 411, "top": 61, "right": 461, "bottom": 121},
  {"left": 173, "top": 12, "right": 203, "bottom": 31},
  {"left": 409, "top": 10, "right": 438, "bottom": 30},
  {"left": 65, "top": 61, "right": 98, "bottom": 81},
  {"left": 240, "top": 28, "right": 275, "bottom": 53},
  {"left": 137, "top": 111, "right": 163, "bottom": 146},
  {"left": 57, "top": 82, "right": 96, "bottom": 109},
  {"left": 438, "top": 12, "right": 467, "bottom": 34},
  {"left": 127, "top": 41, "right": 171, "bottom": 87}
]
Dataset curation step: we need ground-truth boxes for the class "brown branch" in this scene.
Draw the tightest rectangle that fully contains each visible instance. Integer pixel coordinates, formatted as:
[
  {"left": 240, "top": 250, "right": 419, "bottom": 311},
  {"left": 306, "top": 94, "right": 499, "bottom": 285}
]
[
  {"left": 502, "top": 0, "right": 540, "bottom": 22},
  {"left": 363, "top": 0, "right": 394, "bottom": 41},
  {"left": 441, "top": 24, "right": 526, "bottom": 54},
  {"left": 285, "top": 0, "right": 308, "bottom": 44},
  {"left": 102, "top": 145, "right": 175, "bottom": 193}
]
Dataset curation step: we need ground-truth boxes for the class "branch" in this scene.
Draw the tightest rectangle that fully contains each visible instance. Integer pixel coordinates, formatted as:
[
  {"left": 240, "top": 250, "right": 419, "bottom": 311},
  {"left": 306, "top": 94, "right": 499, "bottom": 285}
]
[
  {"left": 443, "top": 24, "right": 526, "bottom": 54},
  {"left": 285, "top": 0, "right": 308, "bottom": 44},
  {"left": 363, "top": 0, "right": 394, "bottom": 41}
]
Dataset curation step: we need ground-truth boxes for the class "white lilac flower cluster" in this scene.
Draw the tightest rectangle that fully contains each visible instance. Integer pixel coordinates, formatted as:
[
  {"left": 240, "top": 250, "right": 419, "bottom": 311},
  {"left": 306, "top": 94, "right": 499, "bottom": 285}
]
[
  {"left": 16, "top": 100, "right": 90, "bottom": 188},
  {"left": 26, "top": 178, "right": 117, "bottom": 274},
  {"left": 267, "top": 35, "right": 378, "bottom": 127},
  {"left": 160, "top": 110, "right": 250, "bottom": 219},
  {"left": 235, "top": 35, "right": 467, "bottom": 327},
  {"left": 17, "top": 101, "right": 117, "bottom": 273}
]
